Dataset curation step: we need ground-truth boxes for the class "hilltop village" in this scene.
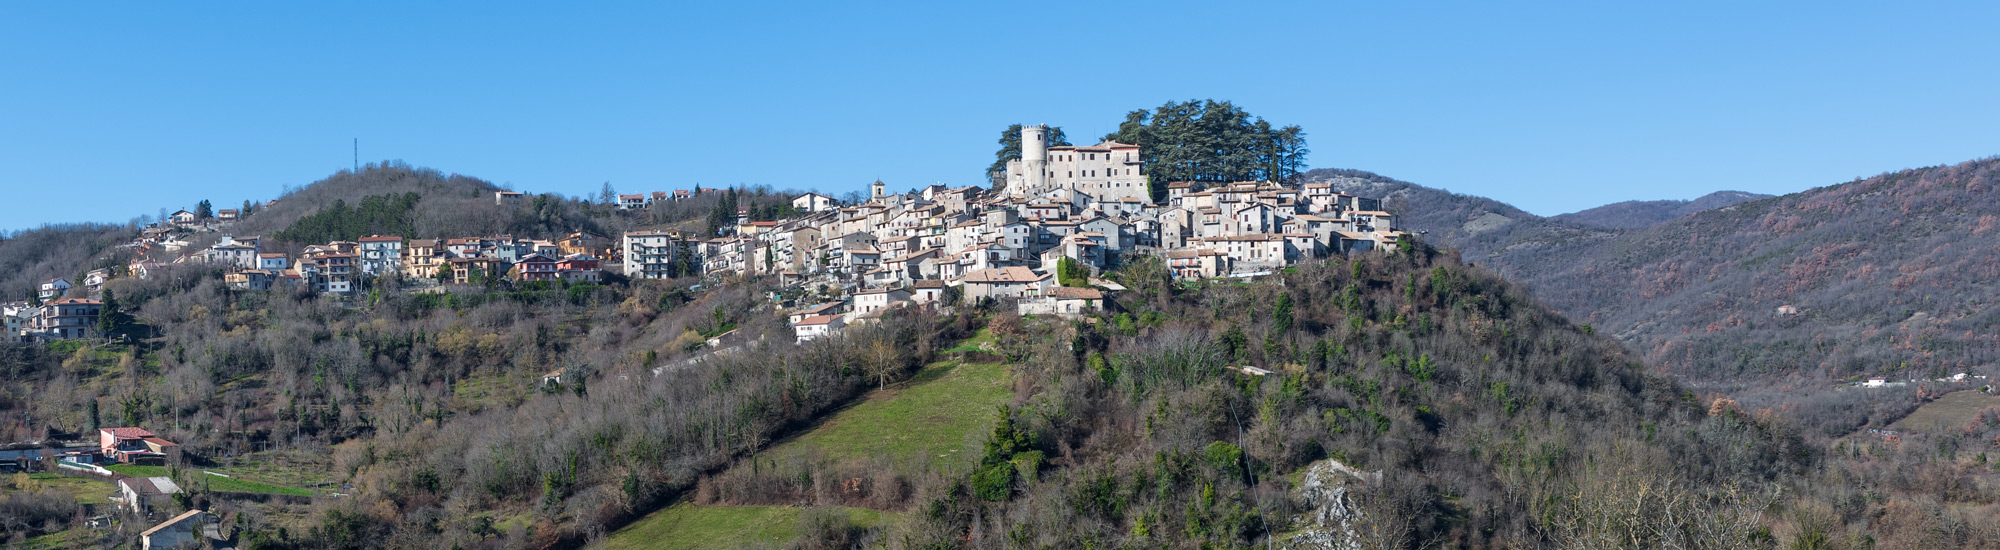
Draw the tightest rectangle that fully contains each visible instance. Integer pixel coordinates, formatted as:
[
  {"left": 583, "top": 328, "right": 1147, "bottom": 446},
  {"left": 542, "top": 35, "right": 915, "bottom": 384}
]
[{"left": 4, "top": 126, "right": 1403, "bottom": 345}]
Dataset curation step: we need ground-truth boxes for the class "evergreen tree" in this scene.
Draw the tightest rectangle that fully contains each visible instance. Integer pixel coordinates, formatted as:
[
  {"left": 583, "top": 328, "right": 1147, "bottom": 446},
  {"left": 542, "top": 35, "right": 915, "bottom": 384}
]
[
  {"left": 195, "top": 200, "right": 214, "bottom": 219},
  {"left": 96, "top": 288, "right": 125, "bottom": 336},
  {"left": 1274, "top": 292, "right": 1294, "bottom": 333},
  {"left": 1057, "top": 257, "right": 1089, "bottom": 287},
  {"left": 1103, "top": 100, "right": 1309, "bottom": 200}
]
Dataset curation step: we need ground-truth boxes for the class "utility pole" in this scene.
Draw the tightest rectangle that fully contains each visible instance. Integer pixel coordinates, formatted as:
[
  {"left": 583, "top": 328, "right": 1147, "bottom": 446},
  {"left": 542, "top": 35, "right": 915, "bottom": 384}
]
[{"left": 353, "top": 138, "right": 359, "bottom": 173}]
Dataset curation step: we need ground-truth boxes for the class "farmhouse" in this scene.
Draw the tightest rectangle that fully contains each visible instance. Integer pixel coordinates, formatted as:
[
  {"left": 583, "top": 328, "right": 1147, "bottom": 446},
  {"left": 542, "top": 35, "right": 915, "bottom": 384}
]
[{"left": 101, "top": 427, "right": 178, "bottom": 464}]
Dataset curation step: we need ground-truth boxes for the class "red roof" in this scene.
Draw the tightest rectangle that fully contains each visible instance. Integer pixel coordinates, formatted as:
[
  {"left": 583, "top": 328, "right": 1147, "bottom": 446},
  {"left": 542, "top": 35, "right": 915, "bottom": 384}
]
[{"left": 102, "top": 427, "right": 155, "bottom": 439}]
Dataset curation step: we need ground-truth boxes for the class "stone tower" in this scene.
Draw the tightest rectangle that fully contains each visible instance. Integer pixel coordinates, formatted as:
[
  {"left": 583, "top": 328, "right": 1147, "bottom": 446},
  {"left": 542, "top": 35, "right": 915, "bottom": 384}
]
[
  {"left": 1020, "top": 124, "right": 1048, "bottom": 196},
  {"left": 871, "top": 179, "right": 886, "bottom": 201}
]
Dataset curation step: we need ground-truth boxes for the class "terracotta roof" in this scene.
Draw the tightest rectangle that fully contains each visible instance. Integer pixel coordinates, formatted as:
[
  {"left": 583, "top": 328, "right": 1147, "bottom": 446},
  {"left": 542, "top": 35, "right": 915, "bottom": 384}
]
[
  {"left": 912, "top": 279, "right": 945, "bottom": 289},
  {"left": 102, "top": 427, "right": 155, "bottom": 439},
  {"left": 358, "top": 235, "right": 404, "bottom": 243},
  {"left": 796, "top": 302, "right": 842, "bottom": 315},
  {"left": 796, "top": 315, "right": 839, "bottom": 326},
  {"left": 48, "top": 298, "right": 102, "bottom": 305}
]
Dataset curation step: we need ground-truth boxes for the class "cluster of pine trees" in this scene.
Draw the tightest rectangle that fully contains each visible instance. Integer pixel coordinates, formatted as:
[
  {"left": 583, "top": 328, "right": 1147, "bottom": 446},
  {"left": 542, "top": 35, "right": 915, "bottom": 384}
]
[
  {"left": 272, "top": 192, "right": 422, "bottom": 244},
  {"left": 1106, "top": 99, "right": 1309, "bottom": 197}
]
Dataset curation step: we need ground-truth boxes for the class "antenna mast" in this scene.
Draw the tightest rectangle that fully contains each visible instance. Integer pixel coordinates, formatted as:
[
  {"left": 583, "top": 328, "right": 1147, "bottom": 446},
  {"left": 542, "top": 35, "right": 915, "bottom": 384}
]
[{"left": 353, "top": 138, "right": 358, "bottom": 172}]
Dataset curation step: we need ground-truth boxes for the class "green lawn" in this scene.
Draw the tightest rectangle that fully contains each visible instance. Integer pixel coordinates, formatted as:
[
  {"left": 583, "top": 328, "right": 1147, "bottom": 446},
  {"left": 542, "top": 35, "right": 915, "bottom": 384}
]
[
  {"left": 1892, "top": 390, "right": 2000, "bottom": 432},
  {"left": 104, "top": 463, "right": 315, "bottom": 496},
  {"left": 17, "top": 527, "right": 99, "bottom": 549},
  {"left": 941, "top": 327, "right": 998, "bottom": 354},
  {"left": 766, "top": 360, "right": 1013, "bottom": 473},
  {"left": 599, "top": 504, "right": 887, "bottom": 550},
  {"left": 104, "top": 464, "right": 169, "bottom": 477}
]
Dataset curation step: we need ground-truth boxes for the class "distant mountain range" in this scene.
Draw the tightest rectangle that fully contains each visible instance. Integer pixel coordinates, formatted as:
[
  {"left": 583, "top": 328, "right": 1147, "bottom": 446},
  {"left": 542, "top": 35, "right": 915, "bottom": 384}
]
[
  {"left": 1552, "top": 190, "right": 1773, "bottom": 229},
  {"left": 1303, "top": 158, "right": 2000, "bottom": 387}
]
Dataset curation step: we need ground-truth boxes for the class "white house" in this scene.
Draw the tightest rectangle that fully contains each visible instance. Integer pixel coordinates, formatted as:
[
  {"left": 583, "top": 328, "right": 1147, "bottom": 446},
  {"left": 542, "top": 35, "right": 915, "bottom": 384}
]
[
  {"left": 38, "top": 278, "right": 71, "bottom": 301},
  {"left": 794, "top": 314, "right": 845, "bottom": 344},
  {"left": 789, "top": 302, "right": 844, "bottom": 325},
  {"left": 852, "top": 288, "right": 911, "bottom": 316},
  {"left": 910, "top": 279, "right": 948, "bottom": 306},
  {"left": 793, "top": 192, "right": 837, "bottom": 212},
  {"left": 117, "top": 476, "right": 181, "bottom": 515},
  {"left": 958, "top": 266, "right": 1052, "bottom": 303}
]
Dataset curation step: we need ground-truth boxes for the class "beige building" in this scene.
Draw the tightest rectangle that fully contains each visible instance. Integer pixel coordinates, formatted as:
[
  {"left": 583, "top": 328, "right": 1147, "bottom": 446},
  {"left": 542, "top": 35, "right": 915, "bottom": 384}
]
[{"left": 1003, "top": 124, "right": 1150, "bottom": 205}]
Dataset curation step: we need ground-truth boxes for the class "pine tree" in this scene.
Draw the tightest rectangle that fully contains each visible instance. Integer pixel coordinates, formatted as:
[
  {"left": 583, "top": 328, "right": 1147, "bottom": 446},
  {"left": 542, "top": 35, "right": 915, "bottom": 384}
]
[
  {"left": 1274, "top": 292, "right": 1294, "bottom": 333},
  {"left": 96, "top": 288, "right": 123, "bottom": 336}
]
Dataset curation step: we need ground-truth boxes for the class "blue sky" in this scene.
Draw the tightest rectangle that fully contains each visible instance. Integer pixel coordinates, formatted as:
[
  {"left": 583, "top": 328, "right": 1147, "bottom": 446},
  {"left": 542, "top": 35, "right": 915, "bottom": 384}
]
[{"left": 4, "top": 2, "right": 1996, "bottom": 230}]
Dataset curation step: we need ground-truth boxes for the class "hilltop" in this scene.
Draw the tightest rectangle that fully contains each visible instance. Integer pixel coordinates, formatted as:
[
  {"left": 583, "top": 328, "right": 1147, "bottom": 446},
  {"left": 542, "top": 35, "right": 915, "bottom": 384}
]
[{"left": 1552, "top": 190, "right": 1773, "bottom": 229}]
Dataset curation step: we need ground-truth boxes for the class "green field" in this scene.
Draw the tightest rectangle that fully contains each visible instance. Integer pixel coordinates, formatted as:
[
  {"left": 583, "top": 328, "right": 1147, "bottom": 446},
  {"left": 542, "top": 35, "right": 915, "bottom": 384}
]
[
  {"left": 766, "top": 359, "right": 1013, "bottom": 473},
  {"left": 105, "top": 463, "right": 315, "bottom": 496},
  {"left": 599, "top": 504, "right": 886, "bottom": 550},
  {"left": 941, "top": 327, "right": 998, "bottom": 354},
  {"left": 1892, "top": 390, "right": 2000, "bottom": 432},
  {"left": 17, "top": 473, "right": 116, "bottom": 504}
]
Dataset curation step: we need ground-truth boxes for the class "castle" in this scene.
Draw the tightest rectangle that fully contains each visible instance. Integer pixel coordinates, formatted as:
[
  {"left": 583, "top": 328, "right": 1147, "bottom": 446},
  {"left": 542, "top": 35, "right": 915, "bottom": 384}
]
[{"left": 1002, "top": 125, "right": 1151, "bottom": 205}]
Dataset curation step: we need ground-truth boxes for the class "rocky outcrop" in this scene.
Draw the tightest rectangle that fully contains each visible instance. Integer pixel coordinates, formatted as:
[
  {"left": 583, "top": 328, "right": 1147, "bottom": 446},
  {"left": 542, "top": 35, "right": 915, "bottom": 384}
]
[{"left": 1283, "top": 458, "right": 1380, "bottom": 550}]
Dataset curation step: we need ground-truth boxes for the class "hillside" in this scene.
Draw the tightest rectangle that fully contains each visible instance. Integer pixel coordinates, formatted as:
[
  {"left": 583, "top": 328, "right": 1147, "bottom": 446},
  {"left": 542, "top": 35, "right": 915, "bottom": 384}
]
[
  {"left": 1306, "top": 161, "right": 2000, "bottom": 387},
  {"left": 1500, "top": 158, "right": 2000, "bottom": 425},
  {"left": 1435, "top": 159, "right": 2000, "bottom": 386},
  {"left": 857, "top": 248, "right": 1997, "bottom": 549},
  {"left": 1552, "top": 190, "right": 1773, "bottom": 229},
  {"left": 0, "top": 223, "right": 136, "bottom": 303}
]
